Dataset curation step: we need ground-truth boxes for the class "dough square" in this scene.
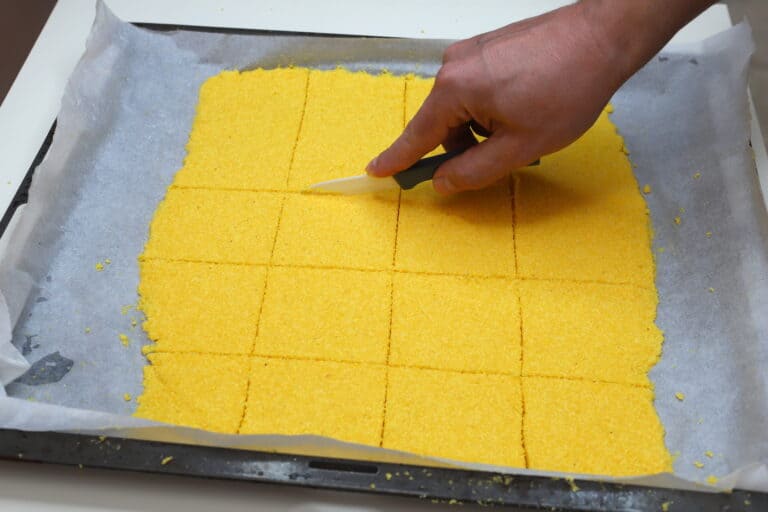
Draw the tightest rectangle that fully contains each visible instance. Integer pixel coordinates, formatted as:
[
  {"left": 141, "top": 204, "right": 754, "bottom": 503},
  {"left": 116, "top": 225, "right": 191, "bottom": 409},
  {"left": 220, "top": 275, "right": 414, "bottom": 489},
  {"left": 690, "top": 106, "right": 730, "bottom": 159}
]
[
  {"left": 272, "top": 193, "right": 398, "bottom": 271},
  {"left": 135, "top": 353, "right": 249, "bottom": 433},
  {"left": 515, "top": 112, "right": 654, "bottom": 286},
  {"left": 383, "top": 367, "right": 525, "bottom": 467},
  {"left": 139, "top": 260, "right": 267, "bottom": 354},
  {"left": 255, "top": 266, "right": 391, "bottom": 363},
  {"left": 519, "top": 280, "right": 662, "bottom": 385},
  {"left": 241, "top": 358, "right": 386, "bottom": 446},
  {"left": 174, "top": 68, "right": 309, "bottom": 191},
  {"left": 390, "top": 273, "right": 521, "bottom": 374},
  {"left": 288, "top": 69, "right": 405, "bottom": 190},
  {"left": 523, "top": 377, "right": 671, "bottom": 476},
  {"left": 141, "top": 188, "right": 282, "bottom": 264},
  {"left": 396, "top": 183, "right": 515, "bottom": 276}
]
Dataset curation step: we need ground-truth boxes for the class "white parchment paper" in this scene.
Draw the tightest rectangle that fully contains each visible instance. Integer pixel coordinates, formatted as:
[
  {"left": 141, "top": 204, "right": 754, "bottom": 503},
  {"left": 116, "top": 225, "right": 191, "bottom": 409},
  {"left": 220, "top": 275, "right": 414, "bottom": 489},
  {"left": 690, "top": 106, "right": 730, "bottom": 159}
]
[{"left": 0, "top": 2, "right": 766, "bottom": 492}]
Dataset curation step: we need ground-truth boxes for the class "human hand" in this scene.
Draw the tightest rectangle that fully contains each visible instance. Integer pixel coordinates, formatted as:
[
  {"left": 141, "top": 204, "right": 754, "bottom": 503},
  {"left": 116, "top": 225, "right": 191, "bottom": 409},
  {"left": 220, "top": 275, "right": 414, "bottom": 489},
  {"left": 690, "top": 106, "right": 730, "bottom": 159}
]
[{"left": 366, "top": 0, "right": 715, "bottom": 194}]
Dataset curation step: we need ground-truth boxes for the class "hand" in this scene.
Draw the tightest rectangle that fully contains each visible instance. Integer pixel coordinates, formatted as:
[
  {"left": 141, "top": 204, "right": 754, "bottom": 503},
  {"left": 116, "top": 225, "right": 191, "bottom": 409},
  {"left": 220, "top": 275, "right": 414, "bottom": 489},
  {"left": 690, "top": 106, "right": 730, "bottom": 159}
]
[{"left": 366, "top": 0, "right": 715, "bottom": 194}]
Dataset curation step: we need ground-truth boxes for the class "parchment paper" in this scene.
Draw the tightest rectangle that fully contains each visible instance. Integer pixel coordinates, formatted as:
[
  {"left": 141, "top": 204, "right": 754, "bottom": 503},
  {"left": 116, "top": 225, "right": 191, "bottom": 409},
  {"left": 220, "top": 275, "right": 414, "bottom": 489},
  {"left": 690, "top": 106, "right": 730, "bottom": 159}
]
[{"left": 0, "top": 2, "right": 766, "bottom": 492}]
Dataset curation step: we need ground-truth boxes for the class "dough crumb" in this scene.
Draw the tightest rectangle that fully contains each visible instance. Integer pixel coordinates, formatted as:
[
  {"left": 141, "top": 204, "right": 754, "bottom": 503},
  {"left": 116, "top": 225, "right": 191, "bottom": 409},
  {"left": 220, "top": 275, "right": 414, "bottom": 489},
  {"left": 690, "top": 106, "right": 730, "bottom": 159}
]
[
  {"left": 643, "top": 184, "right": 652, "bottom": 194},
  {"left": 161, "top": 456, "right": 174, "bottom": 465},
  {"left": 661, "top": 501, "right": 672, "bottom": 512},
  {"left": 123, "top": 393, "right": 132, "bottom": 402},
  {"left": 565, "top": 477, "right": 580, "bottom": 492},
  {"left": 674, "top": 216, "right": 681, "bottom": 226},
  {"left": 95, "top": 263, "right": 104, "bottom": 272},
  {"left": 385, "top": 472, "right": 392, "bottom": 480},
  {"left": 119, "top": 334, "right": 130, "bottom": 347},
  {"left": 706, "top": 231, "right": 712, "bottom": 238},
  {"left": 675, "top": 392, "right": 685, "bottom": 401},
  {"left": 693, "top": 172, "right": 702, "bottom": 180},
  {"left": 84, "top": 327, "right": 91, "bottom": 334},
  {"left": 694, "top": 461, "right": 704, "bottom": 469},
  {"left": 706, "top": 475, "right": 718, "bottom": 485},
  {"left": 705, "top": 450, "right": 714, "bottom": 458},
  {"left": 105, "top": 259, "right": 112, "bottom": 265},
  {"left": 708, "top": 287, "right": 715, "bottom": 293}
]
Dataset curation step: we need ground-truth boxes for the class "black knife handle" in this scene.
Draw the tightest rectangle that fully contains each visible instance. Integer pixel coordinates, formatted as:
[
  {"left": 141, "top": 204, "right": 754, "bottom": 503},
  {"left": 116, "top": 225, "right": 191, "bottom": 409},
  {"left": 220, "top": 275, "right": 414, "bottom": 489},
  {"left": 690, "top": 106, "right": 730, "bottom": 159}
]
[
  {"left": 392, "top": 149, "right": 540, "bottom": 191},
  {"left": 392, "top": 150, "right": 464, "bottom": 190}
]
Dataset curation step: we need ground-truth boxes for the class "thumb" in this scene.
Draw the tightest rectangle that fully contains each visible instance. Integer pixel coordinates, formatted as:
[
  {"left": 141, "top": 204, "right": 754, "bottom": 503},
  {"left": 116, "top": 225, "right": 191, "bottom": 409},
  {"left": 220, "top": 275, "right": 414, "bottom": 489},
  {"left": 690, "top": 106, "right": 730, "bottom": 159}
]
[
  {"left": 367, "top": 89, "right": 464, "bottom": 177},
  {"left": 432, "top": 133, "right": 527, "bottom": 194}
]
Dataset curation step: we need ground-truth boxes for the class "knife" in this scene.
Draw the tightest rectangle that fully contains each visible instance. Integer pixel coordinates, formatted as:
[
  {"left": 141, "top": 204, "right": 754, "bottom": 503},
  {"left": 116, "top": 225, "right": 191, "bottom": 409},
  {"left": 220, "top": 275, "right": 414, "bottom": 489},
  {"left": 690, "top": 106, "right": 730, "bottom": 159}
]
[{"left": 309, "top": 150, "right": 538, "bottom": 195}]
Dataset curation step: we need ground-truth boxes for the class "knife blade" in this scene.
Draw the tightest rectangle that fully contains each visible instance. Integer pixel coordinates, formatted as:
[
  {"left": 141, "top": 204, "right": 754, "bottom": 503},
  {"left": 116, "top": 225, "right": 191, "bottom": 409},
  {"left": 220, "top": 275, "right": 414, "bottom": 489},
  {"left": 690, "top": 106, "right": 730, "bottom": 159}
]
[
  {"left": 309, "top": 150, "right": 539, "bottom": 195},
  {"left": 309, "top": 150, "right": 462, "bottom": 195}
]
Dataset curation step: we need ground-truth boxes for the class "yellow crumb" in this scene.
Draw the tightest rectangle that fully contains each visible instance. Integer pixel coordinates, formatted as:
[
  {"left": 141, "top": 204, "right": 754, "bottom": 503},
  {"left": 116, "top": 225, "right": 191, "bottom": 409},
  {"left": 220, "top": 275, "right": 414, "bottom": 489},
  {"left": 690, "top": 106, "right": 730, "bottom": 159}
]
[
  {"left": 161, "top": 456, "right": 174, "bottom": 465},
  {"left": 706, "top": 475, "right": 719, "bottom": 485},
  {"left": 104, "top": 258, "right": 111, "bottom": 265},
  {"left": 708, "top": 287, "right": 715, "bottom": 293},
  {"left": 661, "top": 502, "right": 672, "bottom": 512},
  {"left": 131, "top": 318, "right": 137, "bottom": 328},
  {"left": 123, "top": 393, "right": 132, "bottom": 402},
  {"left": 369, "top": 483, "right": 376, "bottom": 489},
  {"left": 675, "top": 392, "right": 685, "bottom": 401},
  {"left": 706, "top": 231, "right": 712, "bottom": 238},
  {"left": 694, "top": 461, "right": 704, "bottom": 469},
  {"left": 679, "top": 207, "right": 685, "bottom": 214},
  {"left": 643, "top": 184, "right": 652, "bottom": 194},
  {"left": 385, "top": 473, "right": 392, "bottom": 481},
  {"left": 95, "top": 262, "right": 104, "bottom": 272},
  {"left": 121, "top": 305, "right": 132, "bottom": 315},
  {"left": 674, "top": 216, "right": 681, "bottom": 225},
  {"left": 705, "top": 450, "right": 714, "bottom": 458},
  {"left": 694, "top": 172, "right": 702, "bottom": 179},
  {"left": 565, "top": 477, "right": 580, "bottom": 492},
  {"left": 84, "top": 327, "right": 91, "bottom": 334},
  {"left": 98, "top": 435, "right": 106, "bottom": 442},
  {"left": 119, "top": 334, "right": 130, "bottom": 347}
]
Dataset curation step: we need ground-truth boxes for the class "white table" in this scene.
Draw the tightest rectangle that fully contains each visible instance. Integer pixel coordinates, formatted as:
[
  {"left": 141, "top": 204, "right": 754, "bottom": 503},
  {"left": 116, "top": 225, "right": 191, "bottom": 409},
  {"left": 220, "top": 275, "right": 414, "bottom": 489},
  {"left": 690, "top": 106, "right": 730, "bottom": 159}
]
[{"left": 0, "top": 2, "right": 764, "bottom": 510}]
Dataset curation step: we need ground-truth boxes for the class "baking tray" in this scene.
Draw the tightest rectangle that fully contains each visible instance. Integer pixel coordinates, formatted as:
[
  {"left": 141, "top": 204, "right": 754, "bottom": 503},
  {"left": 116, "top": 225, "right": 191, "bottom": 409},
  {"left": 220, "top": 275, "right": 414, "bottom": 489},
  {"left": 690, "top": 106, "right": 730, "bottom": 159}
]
[{"left": 0, "top": 21, "right": 767, "bottom": 511}]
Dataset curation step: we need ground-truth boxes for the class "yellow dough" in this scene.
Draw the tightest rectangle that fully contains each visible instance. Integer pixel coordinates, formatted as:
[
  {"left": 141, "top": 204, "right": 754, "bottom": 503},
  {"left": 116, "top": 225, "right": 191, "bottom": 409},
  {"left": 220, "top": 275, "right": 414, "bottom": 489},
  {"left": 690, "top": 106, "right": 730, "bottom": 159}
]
[{"left": 136, "top": 67, "right": 670, "bottom": 477}]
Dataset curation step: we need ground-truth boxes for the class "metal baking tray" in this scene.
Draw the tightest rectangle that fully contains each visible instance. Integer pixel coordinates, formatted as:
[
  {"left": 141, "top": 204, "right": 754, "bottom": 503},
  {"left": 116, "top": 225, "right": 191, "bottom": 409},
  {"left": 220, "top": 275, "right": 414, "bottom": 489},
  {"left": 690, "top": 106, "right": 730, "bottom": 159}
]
[{"left": 0, "top": 22, "right": 766, "bottom": 511}]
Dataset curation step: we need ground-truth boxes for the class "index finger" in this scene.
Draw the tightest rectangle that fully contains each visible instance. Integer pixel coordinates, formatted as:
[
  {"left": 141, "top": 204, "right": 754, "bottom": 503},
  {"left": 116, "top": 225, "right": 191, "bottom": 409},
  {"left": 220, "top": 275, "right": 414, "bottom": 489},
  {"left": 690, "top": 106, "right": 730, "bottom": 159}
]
[{"left": 366, "top": 88, "right": 462, "bottom": 177}]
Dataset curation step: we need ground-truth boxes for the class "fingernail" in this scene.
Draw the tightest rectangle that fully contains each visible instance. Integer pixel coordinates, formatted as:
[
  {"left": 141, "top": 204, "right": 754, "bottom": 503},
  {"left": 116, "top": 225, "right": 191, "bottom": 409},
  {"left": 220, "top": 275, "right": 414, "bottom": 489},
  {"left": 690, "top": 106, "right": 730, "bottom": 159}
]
[
  {"left": 365, "top": 157, "right": 379, "bottom": 175},
  {"left": 433, "top": 176, "right": 456, "bottom": 195}
]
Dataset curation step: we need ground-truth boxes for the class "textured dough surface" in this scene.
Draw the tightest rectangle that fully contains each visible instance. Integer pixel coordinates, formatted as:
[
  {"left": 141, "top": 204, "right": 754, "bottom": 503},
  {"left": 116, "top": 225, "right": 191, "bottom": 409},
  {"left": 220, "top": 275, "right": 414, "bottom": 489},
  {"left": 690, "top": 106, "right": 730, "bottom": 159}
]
[{"left": 136, "top": 68, "right": 670, "bottom": 477}]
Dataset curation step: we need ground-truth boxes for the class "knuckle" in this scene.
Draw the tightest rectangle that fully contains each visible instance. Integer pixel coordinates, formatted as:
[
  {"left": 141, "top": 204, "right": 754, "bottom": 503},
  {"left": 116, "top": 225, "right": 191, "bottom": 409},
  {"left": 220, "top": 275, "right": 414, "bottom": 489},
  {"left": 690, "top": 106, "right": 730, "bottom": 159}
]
[
  {"left": 434, "top": 63, "right": 462, "bottom": 91},
  {"left": 442, "top": 41, "right": 464, "bottom": 63}
]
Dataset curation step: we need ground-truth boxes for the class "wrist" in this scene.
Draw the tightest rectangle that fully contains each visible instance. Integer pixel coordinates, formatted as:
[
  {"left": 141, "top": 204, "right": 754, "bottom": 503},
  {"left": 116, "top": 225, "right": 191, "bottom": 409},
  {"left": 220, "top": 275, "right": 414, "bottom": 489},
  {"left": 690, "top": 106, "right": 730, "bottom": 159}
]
[{"left": 577, "top": 0, "right": 715, "bottom": 85}]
